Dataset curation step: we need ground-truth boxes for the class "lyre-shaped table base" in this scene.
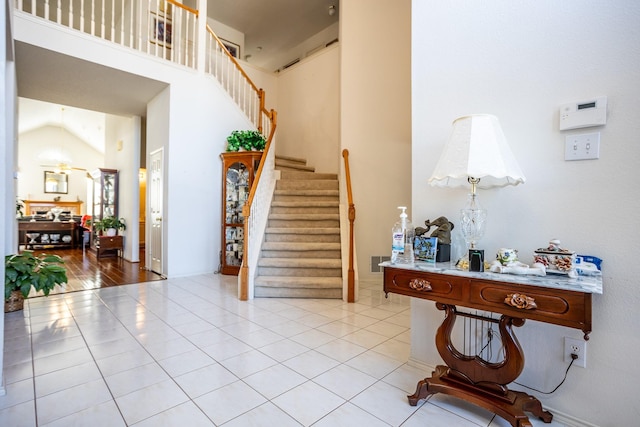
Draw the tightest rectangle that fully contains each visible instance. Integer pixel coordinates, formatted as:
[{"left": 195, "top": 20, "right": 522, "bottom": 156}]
[{"left": 408, "top": 304, "right": 553, "bottom": 427}]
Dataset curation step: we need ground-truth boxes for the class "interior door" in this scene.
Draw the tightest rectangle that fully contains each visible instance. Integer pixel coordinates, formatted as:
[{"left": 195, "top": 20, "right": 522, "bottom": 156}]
[{"left": 149, "top": 149, "right": 164, "bottom": 275}]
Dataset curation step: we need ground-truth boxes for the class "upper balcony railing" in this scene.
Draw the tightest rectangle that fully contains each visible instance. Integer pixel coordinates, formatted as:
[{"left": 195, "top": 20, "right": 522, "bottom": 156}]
[{"left": 15, "top": 0, "right": 199, "bottom": 68}]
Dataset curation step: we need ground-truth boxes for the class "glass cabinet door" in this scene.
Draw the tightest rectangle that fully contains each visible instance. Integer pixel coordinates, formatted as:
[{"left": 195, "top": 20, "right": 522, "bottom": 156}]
[
  {"left": 90, "top": 168, "right": 119, "bottom": 249},
  {"left": 224, "top": 162, "right": 249, "bottom": 268},
  {"left": 220, "top": 152, "right": 262, "bottom": 275},
  {"left": 103, "top": 172, "right": 117, "bottom": 217}
]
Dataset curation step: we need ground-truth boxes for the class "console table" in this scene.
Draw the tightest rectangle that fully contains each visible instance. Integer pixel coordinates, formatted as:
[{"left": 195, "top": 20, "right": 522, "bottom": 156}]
[
  {"left": 19, "top": 221, "right": 77, "bottom": 249},
  {"left": 382, "top": 262, "right": 602, "bottom": 427}
]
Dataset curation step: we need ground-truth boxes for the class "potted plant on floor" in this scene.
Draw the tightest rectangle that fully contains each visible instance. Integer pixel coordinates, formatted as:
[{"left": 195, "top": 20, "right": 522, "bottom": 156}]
[
  {"left": 5, "top": 251, "right": 68, "bottom": 312},
  {"left": 89, "top": 216, "right": 126, "bottom": 236}
]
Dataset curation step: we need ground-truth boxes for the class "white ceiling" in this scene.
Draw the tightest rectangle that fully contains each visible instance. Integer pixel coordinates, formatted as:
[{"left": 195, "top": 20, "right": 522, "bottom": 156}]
[
  {"left": 208, "top": 0, "right": 339, "bottom": 68},
  {"left": 19, "top": 98, "right": 107, "bottom": 155}
]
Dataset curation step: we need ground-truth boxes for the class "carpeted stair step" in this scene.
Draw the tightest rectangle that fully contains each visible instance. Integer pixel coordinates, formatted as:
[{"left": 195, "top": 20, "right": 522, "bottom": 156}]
[
  {"left": 264, "top": 227, "right": 340, "bottom": 243},
  {"left": 268, "top": 213, "right": 340, "bottom": 228},
  {"left": 275, "top": 158, "right": 315, "bottom": 172},
  {"left": 276, "top": 179, "right": 338, "bottom": 191},
  {"left": 255, "top": 276, "right": 343, "bottom": 289},
  {"left": 271, "top": 200, "right": 339, "bottom": 214},
  {"left": 261, "top": 242, "right": 341, "bottom": 259},
  {"left": 258, "top": 258, "right": 342, "bottom": 277},
  {"left": 273, "top": 189, "right": 339, "bottom": 201},
  {"left": 280, "top": 170, "right": 337, "bottom": 180},
  {"left": 255, "top": 286, "right": 342, "bottom": 298}
]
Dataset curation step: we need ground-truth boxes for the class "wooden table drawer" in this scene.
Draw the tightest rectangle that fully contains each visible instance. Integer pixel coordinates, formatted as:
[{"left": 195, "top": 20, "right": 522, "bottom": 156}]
[
  {"left": 384, "top": 268, "right": 464, "bottom": 302},
  {"left": 99, "top": 236, "right": 123, "bottom": 250},
  {"left": 469, "top": 280, "right": 591, "bottom": 333}
]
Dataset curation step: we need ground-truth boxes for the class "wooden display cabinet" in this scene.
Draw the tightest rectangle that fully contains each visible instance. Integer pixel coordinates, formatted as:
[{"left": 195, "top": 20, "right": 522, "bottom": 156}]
[
  {"left": 90, "top": 168, "right": 119, "bottom": 251},
  {"left": 220, "top": 151, "right": 263, "bottom": 275}
]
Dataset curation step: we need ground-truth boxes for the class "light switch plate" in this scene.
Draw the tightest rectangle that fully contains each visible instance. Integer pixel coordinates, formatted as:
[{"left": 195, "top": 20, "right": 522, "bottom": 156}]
[{"left": 565, "top": 132, "right": 600, "bottom": 161}]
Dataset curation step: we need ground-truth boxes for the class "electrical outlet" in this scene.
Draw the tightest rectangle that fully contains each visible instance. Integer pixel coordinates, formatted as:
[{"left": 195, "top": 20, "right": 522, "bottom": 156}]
[{"left": 564, "top": 337, "right": 587, "bottom": 368}]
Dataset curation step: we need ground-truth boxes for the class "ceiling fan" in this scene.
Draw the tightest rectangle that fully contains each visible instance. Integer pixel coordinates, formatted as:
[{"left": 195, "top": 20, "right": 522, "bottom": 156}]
[{"left": 39, "top": 162, "right": 87, "bottom": 174}]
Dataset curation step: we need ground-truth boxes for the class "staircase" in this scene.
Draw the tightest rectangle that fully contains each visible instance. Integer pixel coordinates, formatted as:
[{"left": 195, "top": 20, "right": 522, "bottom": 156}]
[{"left": 254, "top": 156, "right": 343, "bottom": 298}]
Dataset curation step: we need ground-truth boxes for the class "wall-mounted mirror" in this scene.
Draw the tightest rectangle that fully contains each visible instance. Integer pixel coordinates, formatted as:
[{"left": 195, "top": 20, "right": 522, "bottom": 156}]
[{"left": 44, "top": 171, "right": 69, "bottom": 194}]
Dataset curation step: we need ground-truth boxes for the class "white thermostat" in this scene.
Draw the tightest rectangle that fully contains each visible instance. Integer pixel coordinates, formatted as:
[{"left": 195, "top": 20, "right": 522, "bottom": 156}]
[{"left": 559, "top": 96, "right": 607, "bottom": 130}]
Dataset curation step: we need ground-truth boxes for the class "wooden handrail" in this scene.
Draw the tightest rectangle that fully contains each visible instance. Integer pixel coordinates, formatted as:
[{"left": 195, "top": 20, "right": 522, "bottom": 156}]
[
  {"left": 342, "top": 149, "right": 356, "bottom": 302},
  {"left": 206, "top": 24, "right": 266, "bottom": 131},
  {"left": 247, "top": 112, "right": 277, "bottom": 209},
  {"left": 166, "top": 0, "right": 199, "bottom": 16},
  {"left": 206, "top": 25, "right": 260, "bottom": 95}
]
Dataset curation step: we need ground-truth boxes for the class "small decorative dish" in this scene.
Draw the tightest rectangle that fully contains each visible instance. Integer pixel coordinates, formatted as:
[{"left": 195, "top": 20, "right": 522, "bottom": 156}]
[{"left": 533, "top": 239, "right": 575, "bottom": 274}]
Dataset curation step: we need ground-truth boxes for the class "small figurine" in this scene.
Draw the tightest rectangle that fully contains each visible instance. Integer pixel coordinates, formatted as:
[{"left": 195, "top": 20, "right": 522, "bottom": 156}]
[
  {"left": 489, "top": 259, "right": 546, "bottom": 276},
  {"left": 415, "top": 216, "right": 454, "bottom": 245}
]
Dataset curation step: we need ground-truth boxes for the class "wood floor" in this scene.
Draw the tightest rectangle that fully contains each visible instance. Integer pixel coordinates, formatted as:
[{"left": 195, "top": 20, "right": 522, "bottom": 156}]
[{"left": 24, "top": 247, "right": 165, "bottom": 298}]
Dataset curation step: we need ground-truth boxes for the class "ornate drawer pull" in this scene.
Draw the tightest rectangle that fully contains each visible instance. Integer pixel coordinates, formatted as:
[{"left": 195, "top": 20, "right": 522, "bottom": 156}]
[
  {"left": 504, "top": 293, "right": 537, "bottom": 310},
  {"left": 409, "top": 278, "right": 432, "bottom": 292}
]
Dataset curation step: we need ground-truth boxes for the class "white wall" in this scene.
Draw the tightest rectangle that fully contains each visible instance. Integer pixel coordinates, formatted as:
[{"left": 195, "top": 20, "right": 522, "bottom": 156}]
[
  {"left": 1, "top": 0, "right": 18, "bottom": 396},
  {"left": 105, "top": 114, "right": 140, "bottom": 261},
  {"left": 341, "top": 0, "right": 412, "bottom": 282},
  {"left": 412, "top": 1, "right": 640, "bottom": 425},
  {"left": 276, "top": 45, "right": 340, "bottom": 174},
  {"left": 267, "top": 22, "right": 339, "bottom": 73},
  {"left": 164, "top": 76, "right": 253, "bottom": 277}
]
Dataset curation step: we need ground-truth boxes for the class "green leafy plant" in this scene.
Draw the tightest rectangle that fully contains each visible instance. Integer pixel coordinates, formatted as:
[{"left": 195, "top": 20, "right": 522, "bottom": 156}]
[
  {"left": 16, "top": 199, "right": 24, "bottom": 217},
  {"left": 226, "top": 130, "right": 266, "bottom": 152},
  {"left": 87, "top": 216, "right": 127, "bottom": 233},
  {"left": 5, "top": 251, "right": 68, "bottom": 299}
]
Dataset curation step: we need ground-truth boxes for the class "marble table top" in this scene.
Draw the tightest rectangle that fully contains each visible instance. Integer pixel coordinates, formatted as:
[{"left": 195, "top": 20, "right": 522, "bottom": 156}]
[{"left": 380, "top": 261, "right": 603, "bottom": 295}]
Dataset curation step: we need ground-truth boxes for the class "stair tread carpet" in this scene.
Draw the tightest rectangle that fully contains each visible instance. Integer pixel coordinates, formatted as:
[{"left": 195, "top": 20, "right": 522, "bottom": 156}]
[{"left": 254, "top": 276, "right": 343, "bottom": 288}]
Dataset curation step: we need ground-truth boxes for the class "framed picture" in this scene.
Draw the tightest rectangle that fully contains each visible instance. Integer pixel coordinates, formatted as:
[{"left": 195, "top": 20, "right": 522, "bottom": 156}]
[
  {"left": 150, "top": 13, "right": 172, "bottom": 47},
  {"left": 220, "top": 38, "right": 240, "bottom": 59},
  {"left": 414, "top": 236, "right": 438, "bottom": 264}
]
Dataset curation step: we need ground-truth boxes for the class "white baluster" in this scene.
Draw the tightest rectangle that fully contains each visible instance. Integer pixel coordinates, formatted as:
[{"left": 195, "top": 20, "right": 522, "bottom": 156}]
[
  {"left": 69, "top": 0, "right": 73, "bottom": 28},
  {"left": 79, "top": 0, "right": 84, "bottom": 32},
  {"left": 120, "top": 0, "right": 124, "bottom": 45},
  {"left": 91, "top": 0, "right": 95, "bottom": 36},
  {"left": 101, "top": 0, "right": 105, "bottom": 39}
]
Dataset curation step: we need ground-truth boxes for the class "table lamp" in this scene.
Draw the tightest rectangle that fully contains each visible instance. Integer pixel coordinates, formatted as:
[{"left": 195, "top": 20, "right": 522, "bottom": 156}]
[{"left": 428, "top": 114, "right": 525, "bottom": 250}]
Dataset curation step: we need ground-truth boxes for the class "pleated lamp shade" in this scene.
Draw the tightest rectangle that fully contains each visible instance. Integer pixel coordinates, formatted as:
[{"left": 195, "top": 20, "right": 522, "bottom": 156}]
[{"left": 428, "top": 114, "right": 526, "bottom": 189}]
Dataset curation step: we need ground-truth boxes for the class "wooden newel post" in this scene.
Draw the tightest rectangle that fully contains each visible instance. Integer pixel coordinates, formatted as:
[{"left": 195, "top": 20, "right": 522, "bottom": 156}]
[
  {"left": 239, "top": 204, "right": 250, "bottom": 301},
  {"left": 342, "top": 149, "right": 356, "bottom": 303}
]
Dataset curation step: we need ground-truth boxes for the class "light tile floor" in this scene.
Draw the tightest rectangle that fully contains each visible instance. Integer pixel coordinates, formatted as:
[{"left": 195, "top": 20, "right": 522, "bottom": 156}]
[{"left": 1, "top": 275, "right": 568, "bottom": 426}]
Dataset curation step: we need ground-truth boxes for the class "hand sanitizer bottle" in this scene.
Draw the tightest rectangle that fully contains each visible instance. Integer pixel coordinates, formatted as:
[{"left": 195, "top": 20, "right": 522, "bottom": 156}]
[{"left": 391, "top": 206, "right": 415, "bottom": 265}]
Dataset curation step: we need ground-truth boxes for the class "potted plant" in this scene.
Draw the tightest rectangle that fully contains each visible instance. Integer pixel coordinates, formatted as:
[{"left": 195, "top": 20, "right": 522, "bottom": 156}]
[
  {"left": 226, "top": 130, "right": 266, "bottom": 152},
  {"left": 16, "top": 199, "right": 24, "bottom": 218},
  {"left": 88, "top": 216, "right": 126, "bottom": 236},
  {"left": 5, "top": 251, "right": 68, "bottom": 312}
]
